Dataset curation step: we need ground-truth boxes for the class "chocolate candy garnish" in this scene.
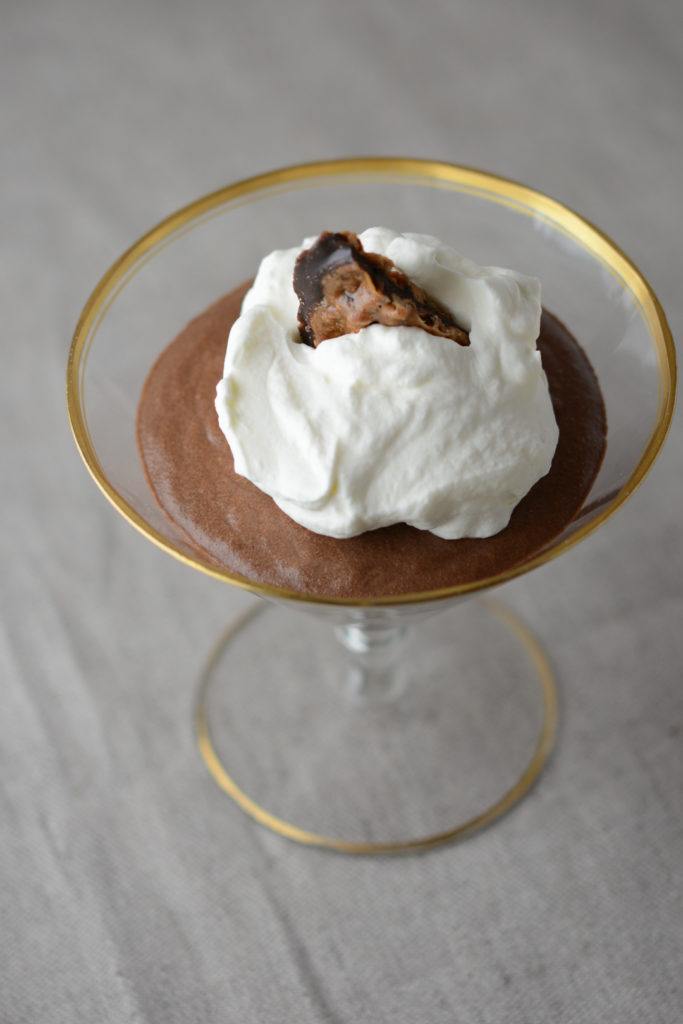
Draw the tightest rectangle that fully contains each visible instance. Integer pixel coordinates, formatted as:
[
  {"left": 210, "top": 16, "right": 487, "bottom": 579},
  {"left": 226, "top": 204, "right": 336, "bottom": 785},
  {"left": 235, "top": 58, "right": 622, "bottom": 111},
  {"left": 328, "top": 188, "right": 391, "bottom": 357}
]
[{"left": 293, "top": 231, "right": 470, "bottom": 348}]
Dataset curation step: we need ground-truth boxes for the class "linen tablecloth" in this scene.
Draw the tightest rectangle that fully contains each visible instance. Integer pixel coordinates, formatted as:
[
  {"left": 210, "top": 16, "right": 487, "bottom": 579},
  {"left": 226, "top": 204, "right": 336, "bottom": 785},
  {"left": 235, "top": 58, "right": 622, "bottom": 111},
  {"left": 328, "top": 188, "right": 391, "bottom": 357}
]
[{"left": 2, "top": 0, "right": 682, "bottom": 1020}]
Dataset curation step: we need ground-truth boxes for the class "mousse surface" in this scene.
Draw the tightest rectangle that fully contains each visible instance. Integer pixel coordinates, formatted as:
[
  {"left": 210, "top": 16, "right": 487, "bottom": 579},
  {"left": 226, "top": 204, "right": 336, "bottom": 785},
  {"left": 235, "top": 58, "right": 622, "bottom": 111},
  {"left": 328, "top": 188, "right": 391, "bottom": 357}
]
[{"left": 136, "top": 283, "right": 606, "bottom": 598}]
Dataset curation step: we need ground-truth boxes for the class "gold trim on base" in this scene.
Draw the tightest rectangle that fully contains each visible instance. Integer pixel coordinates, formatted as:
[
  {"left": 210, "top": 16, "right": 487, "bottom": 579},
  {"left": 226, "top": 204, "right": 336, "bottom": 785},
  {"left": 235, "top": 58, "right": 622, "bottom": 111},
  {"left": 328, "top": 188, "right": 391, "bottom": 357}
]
[{"left": 195, "top": 598, "right": 558, "bottom": 855}]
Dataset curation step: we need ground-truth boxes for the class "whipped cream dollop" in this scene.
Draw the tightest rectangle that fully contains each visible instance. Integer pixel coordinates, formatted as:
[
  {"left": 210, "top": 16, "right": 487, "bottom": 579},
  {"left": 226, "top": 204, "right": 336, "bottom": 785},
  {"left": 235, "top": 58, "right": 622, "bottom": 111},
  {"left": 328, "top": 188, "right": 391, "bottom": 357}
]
[{"left": 215, "top": 228, "right": 559, "bottom": 539}]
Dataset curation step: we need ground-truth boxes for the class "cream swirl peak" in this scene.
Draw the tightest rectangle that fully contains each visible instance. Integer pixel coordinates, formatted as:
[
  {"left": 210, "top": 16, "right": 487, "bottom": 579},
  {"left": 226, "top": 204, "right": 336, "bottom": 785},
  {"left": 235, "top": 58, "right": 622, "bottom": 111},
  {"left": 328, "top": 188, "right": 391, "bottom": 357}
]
[{"left": 214, "top": 228, "right": 559, "bottom": 540}]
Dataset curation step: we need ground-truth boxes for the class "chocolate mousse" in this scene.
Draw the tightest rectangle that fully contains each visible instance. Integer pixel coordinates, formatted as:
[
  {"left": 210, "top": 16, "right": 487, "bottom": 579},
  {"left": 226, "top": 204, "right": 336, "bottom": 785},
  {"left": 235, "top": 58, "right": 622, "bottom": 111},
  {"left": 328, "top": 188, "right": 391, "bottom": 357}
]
[{"left": 136, "top": 281, "right": 606, "bottom": 599}]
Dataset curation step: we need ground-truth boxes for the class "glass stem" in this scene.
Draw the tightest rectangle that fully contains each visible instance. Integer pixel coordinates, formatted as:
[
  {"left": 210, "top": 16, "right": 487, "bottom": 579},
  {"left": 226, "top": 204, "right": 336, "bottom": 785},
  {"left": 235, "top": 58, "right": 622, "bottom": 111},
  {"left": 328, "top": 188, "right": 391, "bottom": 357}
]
[{"left": 334, "top": 619, "right": 409, "bottom": 702}]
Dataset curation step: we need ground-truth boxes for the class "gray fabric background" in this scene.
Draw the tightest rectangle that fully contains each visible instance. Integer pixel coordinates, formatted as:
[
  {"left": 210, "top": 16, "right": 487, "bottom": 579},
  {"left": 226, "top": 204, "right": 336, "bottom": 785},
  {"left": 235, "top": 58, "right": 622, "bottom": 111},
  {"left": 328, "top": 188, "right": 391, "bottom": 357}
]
[{"left": 2, "top": 0, "right": 682, "bottom": 1020}]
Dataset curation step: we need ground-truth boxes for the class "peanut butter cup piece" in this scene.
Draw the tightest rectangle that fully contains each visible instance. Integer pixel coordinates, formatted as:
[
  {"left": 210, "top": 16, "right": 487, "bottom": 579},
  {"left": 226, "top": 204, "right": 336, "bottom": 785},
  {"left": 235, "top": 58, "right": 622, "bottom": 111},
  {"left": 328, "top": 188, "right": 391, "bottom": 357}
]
[{"left": 293, "top": 231, "right": 470, "bottom": 347}]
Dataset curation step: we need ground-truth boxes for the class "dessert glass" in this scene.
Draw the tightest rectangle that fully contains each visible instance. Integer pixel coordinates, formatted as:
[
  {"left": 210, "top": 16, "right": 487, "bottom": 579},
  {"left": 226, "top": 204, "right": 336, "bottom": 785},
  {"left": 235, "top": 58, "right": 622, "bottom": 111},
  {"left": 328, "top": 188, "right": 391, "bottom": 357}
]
[{"left": 67, "top": 159, "right": 676, "bottom": 853}]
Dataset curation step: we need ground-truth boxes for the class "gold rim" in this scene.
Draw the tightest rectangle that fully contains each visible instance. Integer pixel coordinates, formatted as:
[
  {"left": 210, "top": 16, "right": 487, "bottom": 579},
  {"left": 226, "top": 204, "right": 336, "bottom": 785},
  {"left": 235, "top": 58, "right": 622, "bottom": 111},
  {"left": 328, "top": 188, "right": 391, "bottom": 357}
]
[
  {"left": 195, "top": 597, "right": 558, "bottom": 854},
  {"left": 66, "top": 157, "right": 677, "bottom": 608}
]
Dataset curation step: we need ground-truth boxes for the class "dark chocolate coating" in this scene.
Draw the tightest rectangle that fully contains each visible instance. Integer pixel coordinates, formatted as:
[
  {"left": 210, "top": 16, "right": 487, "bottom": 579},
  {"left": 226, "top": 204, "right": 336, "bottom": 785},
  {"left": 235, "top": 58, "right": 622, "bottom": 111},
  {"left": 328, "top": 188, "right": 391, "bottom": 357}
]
[{"left": 293, "top": 232, "right": 470, "bottom": 347}]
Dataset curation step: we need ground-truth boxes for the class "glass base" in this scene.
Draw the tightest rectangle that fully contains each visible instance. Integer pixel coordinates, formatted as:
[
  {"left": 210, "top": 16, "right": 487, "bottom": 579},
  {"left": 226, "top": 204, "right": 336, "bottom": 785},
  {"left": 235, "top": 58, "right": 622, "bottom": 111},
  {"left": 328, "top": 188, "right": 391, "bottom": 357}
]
[{"left": 196, "top": 597, "right": 557, "bottom": 854}]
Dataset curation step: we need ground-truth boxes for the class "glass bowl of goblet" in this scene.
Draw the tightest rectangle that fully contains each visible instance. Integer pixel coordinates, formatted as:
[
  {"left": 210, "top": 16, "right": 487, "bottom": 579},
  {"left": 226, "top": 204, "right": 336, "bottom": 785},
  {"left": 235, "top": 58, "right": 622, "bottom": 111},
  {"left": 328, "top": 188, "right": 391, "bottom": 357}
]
[{"left": 67, "top": 159, "right": 675, "bottom": 853}]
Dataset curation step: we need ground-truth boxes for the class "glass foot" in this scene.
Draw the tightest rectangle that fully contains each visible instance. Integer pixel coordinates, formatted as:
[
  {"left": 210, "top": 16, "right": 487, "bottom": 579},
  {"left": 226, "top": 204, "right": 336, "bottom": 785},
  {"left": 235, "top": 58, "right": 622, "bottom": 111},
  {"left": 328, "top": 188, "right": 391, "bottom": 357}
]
[{"left": 196, "top": 597, "right": 557, "bottom": 854}]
